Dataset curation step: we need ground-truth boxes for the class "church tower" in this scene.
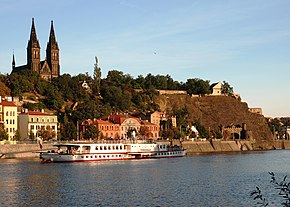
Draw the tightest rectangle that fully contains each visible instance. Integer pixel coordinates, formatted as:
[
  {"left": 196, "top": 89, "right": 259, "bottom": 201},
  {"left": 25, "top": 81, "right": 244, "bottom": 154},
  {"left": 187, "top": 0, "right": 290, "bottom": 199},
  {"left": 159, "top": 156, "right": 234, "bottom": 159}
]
[
  {"left": 46, "top": 20, "right": 60, "bottom": 78},
  {"left": 27, "top": 18, "right": 40, "bottom": 73}
]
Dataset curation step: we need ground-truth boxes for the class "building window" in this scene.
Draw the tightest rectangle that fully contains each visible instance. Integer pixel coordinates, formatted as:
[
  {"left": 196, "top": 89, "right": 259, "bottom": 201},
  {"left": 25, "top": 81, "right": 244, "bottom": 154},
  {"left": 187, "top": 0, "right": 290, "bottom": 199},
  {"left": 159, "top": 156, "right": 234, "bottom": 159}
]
[
  {"left": 6, "top": 119, "right": 8, "bottom": 124},
  {"left": 31, "top": 125, "right": 34, "bottom": 130},
  {"left": 47, "top": 119, "right": 50, "bottom": 122},
  {"left": 37, "top": 118, "right": 39, "bottom": 122},
  {"left": 31, "top": 118, "right": 34, "bottom": 122},
  {"left": 6, "top": 112, "right": 8, "bottom": 116},
  {"left": 52, "top": 126, "right": 55, "bottom": 130}
]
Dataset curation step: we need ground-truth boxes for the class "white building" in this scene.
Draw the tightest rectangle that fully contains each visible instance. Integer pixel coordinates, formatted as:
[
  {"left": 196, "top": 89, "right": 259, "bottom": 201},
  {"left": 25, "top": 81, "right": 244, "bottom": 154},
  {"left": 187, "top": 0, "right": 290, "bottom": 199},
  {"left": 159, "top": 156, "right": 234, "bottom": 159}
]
[{"left": 18, "top": 110, "right": 58, "bottom": 140}]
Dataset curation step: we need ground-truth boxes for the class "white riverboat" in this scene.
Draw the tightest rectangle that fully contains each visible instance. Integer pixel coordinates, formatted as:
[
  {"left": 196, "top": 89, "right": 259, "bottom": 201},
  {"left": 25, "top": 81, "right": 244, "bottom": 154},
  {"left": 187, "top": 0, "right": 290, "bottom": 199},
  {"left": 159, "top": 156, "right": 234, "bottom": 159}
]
[{"left": 40, "top": 141, "right": 186, "bottom": 163}]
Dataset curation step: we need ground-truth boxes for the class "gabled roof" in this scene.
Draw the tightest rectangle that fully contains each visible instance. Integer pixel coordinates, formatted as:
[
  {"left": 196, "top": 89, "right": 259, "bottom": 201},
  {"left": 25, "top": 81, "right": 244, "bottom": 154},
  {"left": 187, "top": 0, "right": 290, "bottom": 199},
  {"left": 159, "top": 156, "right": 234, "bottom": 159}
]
[
  {"left": 0, "top": 100, "right": 17, "bottom": 107},
  {"left": 20, "top": 111, "right": 54, "bottom": 116}
]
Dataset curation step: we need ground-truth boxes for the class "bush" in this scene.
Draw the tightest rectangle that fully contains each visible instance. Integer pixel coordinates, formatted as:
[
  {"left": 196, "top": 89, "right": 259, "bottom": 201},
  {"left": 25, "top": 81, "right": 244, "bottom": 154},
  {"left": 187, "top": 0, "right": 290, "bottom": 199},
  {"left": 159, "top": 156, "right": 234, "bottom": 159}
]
[{"left": 251, "top": 172, "right": 290, "bottom": 206}]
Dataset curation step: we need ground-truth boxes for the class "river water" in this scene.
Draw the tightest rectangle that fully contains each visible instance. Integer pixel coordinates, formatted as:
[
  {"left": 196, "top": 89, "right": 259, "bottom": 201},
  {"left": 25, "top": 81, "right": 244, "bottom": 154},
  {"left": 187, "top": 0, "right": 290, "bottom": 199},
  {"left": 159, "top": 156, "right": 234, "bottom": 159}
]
[{"left": 1, "top": 150, "right": 290, "bottom": 207}]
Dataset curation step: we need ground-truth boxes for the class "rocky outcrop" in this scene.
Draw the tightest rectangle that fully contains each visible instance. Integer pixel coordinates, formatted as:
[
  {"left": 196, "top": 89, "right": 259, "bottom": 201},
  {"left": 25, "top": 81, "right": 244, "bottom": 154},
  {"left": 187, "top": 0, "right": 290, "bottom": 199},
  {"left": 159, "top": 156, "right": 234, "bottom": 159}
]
[{"left": 156, "top": 95, "right": 273, "bottom": 150}]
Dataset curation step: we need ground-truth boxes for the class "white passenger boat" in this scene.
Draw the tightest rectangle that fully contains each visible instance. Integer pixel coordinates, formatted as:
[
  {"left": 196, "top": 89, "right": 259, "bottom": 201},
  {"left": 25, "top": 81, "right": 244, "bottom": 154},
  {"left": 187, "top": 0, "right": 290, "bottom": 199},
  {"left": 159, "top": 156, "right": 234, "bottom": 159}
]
[{"left": 40, "top": 141, "right": 186, "bottom": 163}]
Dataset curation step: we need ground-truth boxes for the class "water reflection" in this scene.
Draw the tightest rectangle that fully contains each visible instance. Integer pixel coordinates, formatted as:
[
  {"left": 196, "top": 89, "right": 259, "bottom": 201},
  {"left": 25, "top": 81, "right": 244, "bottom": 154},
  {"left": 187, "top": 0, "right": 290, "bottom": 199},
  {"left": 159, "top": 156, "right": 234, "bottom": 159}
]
[{"left": 1, "top": 150, "right": 290, "bottom": 206}]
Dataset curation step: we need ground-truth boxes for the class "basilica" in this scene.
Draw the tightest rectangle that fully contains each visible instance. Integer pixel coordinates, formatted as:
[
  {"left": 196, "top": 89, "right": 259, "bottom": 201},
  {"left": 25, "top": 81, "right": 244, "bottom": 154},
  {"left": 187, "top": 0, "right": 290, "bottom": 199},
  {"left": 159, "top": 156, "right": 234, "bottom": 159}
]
[{"left": 12, "top": 18, "right": 60, "bottom": 80}]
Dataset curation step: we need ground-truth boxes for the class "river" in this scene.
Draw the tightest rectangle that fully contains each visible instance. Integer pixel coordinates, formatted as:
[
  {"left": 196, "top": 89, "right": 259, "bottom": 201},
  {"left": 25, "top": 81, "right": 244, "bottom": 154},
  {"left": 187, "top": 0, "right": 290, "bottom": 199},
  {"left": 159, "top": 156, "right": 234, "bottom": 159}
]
[{"left": 1, "top": 150, "right": 290, "bottom": 207}]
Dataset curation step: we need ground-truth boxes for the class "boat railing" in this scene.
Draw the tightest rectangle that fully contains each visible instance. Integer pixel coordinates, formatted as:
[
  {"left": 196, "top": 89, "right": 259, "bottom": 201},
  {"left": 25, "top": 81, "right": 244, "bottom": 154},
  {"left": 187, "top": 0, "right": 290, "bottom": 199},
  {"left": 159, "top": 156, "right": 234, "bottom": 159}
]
[{"left": 65, "top": 139, "right": 155, "bottom": 145}]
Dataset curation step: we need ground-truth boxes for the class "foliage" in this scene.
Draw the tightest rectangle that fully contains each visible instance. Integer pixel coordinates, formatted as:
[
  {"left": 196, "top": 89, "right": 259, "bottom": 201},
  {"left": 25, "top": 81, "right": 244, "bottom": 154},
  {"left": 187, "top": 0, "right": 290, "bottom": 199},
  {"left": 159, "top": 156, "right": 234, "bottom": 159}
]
[
  {"left": 14, "top": 130, "right": 21, "bottom": 141},
  {"left": 268, "top": 118, "right": 284, "bottom": 139},
  {"left": 29, "top": 130, "right": 35, "bottom": 140},
  {"left": 92, "top": 56, "right": 101, "bottom": 95},
  {"left": 0, "top": 124, "right": 8, "bottom": 141},
  {"left": 0, "top": 81, "right": 11, "bottom": 96},
  {"left": 251, "top": 172, "right": 290, "bottom": 207},
  {"left": 60, "top": 115, "right": 77, "bottom": 140},
  {"left": 85, "top": 124, "right": 100, "bottom": 139},
  {"left": 221, "top": 81, "right": 234, "bottom": 95},
  {"left": 184, "top": 78, "right": 211, "bottom": 95}
]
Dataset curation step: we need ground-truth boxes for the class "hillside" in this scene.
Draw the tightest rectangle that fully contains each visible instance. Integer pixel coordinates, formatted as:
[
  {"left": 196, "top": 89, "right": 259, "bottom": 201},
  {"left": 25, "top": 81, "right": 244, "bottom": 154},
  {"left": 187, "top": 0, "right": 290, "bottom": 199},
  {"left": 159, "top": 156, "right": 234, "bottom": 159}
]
[{"left": 156, "top": 95, "right": 273, "bottom": 150}]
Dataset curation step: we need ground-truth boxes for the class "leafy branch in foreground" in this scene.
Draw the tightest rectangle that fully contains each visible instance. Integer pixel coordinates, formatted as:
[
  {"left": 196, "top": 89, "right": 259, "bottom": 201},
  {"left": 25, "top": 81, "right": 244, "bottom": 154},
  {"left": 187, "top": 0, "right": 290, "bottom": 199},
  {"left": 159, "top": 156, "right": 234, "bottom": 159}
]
[{"left": 251, "top": 172, "right": 290, "bottom": 207}]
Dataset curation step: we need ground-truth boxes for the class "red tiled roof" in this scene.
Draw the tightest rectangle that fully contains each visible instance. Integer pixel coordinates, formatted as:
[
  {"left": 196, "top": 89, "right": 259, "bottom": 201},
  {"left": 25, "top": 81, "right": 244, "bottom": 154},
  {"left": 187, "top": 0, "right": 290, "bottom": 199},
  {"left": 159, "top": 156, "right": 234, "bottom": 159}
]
[
  {"left": 0, "top": 100, "right": 17, "bottom": 107},
  {"left": 20, "top": 111, "right": 54, "bottom": 116}
]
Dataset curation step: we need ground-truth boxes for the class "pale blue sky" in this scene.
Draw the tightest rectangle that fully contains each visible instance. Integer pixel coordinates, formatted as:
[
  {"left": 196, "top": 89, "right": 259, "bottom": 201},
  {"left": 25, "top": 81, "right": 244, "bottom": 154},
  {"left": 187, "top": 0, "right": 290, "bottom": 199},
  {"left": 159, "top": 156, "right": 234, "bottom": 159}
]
[{"left": 0, "top": 0, "right": 290, "bottom": 117}]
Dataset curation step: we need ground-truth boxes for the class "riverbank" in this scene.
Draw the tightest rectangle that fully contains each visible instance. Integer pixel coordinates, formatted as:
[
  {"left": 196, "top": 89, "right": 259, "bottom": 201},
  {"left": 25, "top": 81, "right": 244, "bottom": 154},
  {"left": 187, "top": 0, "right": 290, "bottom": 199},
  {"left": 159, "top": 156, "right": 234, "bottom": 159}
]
[{"left": 1, "top": 140, "right": 290, "bottom": 158}]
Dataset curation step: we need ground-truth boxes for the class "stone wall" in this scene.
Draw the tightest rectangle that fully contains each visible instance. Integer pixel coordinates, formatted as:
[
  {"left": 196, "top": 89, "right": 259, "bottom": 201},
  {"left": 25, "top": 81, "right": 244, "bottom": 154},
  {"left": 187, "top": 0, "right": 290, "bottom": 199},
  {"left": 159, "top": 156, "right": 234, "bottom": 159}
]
[
  {"left": 0, "top": 143, "right": 54, "bottom": 158},
  {"left": 182, "top": 140, "right": 253, "bottom": 153}
]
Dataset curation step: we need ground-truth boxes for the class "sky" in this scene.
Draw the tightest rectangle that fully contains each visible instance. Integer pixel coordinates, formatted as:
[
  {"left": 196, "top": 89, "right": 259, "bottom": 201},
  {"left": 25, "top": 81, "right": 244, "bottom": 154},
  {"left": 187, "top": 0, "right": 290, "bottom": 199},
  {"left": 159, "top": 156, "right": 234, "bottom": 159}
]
[{"left": 0, "top": 0, "right": 290, "bottom": 117}]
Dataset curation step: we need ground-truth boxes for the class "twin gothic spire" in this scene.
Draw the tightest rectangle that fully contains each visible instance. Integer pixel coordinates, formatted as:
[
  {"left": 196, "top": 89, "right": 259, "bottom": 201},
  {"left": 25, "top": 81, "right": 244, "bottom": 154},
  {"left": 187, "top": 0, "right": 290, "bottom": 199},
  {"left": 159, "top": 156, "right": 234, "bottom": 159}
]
[{"left": 12, "top": 18, "right": 60, "bottom": 80}]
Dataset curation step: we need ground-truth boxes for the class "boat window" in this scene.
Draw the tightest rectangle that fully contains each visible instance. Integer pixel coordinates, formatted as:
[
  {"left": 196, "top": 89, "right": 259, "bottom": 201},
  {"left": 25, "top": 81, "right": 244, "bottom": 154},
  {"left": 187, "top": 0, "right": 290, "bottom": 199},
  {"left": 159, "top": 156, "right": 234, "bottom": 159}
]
[
  {"left": 107, "top": 155, "right": 110, "bottom": 158},
  {"left": 100, "top": 146, "right": 103, "bottom": 150},
  {"left": 103, "top": 155, "right": 105, "bottom": 158},
  {"left": 86, "top": 156, "right": 89, "bottom": 158},
  {"left": 112, "top": 146, "right": 115, "bottom": 150},
  {"left": 95, "top": 146, "right": 99, "bottom": 150},
  {"left": 120, "top": 146, "right": 122, "bottom": 150},
  {"left": 116, "top": 146, "right": 119, "bottom": 150},
  {"left": 95, "top": 156, "right": 97, "bottom": 158},
  {"left": 99, "top": 155, "right": 101, "bottom": 158},
  {"left": 81, "top": 156, "right": 84, "bottom": 158},
  {"left": 108, "top": 146, "right": 111, "bottom": 150},
  {"left": 119, "top": 155, "right": 121, "bottom": 157},
  {"left": 104, "top": 146, "right": 107, "bottom": 150}
]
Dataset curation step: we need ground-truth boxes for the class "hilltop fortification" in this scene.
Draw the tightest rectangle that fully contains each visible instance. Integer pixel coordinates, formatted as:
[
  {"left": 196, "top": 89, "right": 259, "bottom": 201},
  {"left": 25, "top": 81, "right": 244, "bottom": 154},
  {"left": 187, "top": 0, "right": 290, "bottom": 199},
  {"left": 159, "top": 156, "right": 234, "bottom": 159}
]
[{"left": 156, "top": 94, "right": 273, "bottom": 150}]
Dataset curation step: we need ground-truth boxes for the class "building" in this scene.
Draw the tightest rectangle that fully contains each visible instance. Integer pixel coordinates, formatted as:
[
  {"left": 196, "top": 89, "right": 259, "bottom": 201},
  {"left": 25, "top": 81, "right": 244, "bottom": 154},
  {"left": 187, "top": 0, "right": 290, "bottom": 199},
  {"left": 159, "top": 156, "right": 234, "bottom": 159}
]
[
  {"left": 210, "top": 82, "right": 222, "bottom": 96},
  {"left": 0, "top": 97, "right": 18, "bottom": 141},
  {"left": 18, "top": 110, "right": 58, "bottom": 140},
  {"left": 12, "top": 18, "right": 60, "bottom": 81},
  {"left": 81, "top": 113, "right": 160, "bottom": 140},
  {"left": 148, "top": 111, "right": 177, "bottom": 128},
  {"left": 140, "top": 121, "right": 160, "bottom": 140},
  {"left": 249, "top": 108, "right": 263, "bottom": 115},
  {"left": 81, "top": 119, "right": 120, "bottom": 139}
]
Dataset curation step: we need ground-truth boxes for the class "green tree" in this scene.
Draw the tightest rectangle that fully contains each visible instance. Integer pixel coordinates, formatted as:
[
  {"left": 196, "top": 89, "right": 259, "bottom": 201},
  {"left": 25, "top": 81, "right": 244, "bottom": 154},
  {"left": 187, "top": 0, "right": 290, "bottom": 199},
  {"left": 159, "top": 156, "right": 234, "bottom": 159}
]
[
  {"left": 221, "top": 81, "right": 234, "bottom": 95},
  {"left": 14, "top": 130, "right": 21, "bottom": 141},
  {"left": 29, "top": 130, "right": 35, "bottom": 140},
  {"left": 184, "top": 78, "right": 210, "bottom": 95},
  {"left": 85, "top": 124, "right": 100, "bottom": 139},
  {"left": 61, "top": 115, "right": 77, "bottom": 140},
  {"left": 92, "top": 56, "right": 102, "bottom": 95},
  {"left": 0, "top": 124, "right": 8, "bottom": 141}
]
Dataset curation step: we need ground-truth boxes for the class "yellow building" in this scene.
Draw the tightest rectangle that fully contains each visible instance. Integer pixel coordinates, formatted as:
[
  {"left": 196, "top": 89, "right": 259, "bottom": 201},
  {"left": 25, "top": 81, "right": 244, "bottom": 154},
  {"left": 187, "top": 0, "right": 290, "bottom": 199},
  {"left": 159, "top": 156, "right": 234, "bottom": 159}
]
[
  {"left": 18, "top": 110, "right": 58, "bottom": 140},
  {"left": 0, "top": 98, "right": 18, "bottom": 141}
]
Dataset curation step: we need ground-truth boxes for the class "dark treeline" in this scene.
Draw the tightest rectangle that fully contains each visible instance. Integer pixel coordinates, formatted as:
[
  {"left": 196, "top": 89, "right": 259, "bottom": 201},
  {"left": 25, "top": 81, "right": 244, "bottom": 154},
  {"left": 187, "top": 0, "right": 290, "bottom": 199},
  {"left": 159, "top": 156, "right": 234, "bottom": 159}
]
[{"left": 0, "top": 66, "right": 233, "bottom": 140}]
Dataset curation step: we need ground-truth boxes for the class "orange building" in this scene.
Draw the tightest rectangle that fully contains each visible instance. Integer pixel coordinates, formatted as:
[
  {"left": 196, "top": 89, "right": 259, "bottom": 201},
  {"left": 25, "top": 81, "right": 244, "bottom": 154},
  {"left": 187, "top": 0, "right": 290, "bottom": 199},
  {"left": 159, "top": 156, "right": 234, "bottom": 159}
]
[
  {"left": 140, "top": 121, "right": 160, "bottom": 140},
  {"left": 80, "top": 119, "right": 120, "bottom": 139}
]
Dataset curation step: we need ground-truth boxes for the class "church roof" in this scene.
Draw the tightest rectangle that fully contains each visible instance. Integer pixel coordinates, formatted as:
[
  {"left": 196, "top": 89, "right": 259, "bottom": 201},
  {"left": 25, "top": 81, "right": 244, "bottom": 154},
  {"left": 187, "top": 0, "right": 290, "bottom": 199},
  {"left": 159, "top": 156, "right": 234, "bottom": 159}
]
[
  {"left": 27, "top": 18, "right": 40, "bottom": 48},
  {"left": 47, "top": 20, "right": 59, "bottom": 50}
]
